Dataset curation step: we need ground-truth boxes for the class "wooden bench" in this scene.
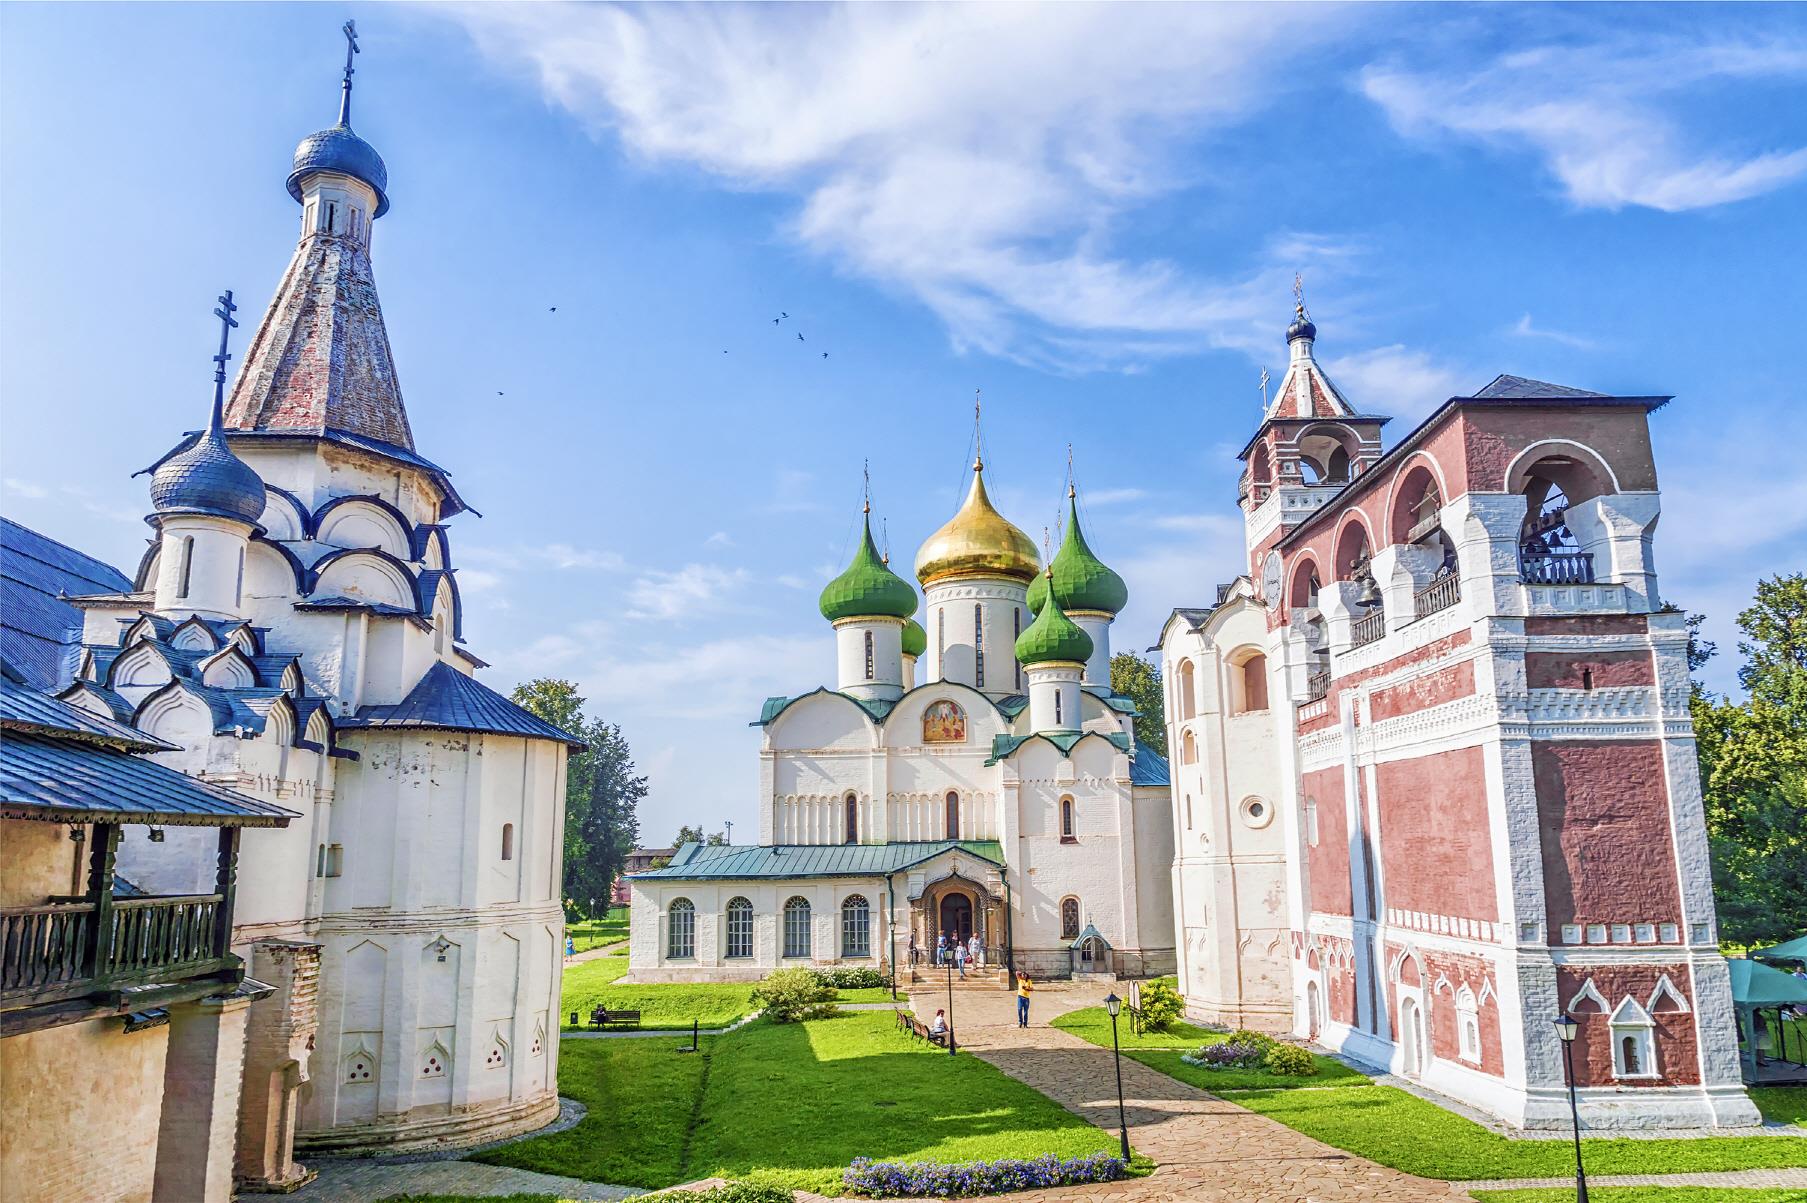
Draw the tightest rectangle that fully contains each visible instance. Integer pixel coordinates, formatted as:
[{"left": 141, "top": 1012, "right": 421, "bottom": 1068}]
[{"left": 589, "top": 1006, "right": 642, "bottom": 1029}]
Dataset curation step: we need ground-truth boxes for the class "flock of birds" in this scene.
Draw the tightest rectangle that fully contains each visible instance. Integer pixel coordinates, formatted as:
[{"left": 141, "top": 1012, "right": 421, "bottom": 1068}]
[{"left": 496, "top": 306, "right": 826, "bottom": 395}]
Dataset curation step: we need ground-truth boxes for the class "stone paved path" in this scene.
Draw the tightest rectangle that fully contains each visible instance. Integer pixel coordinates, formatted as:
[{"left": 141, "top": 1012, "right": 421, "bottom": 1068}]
[
  {"left": 1459, "top": 1167, "right": 1807, "bottom": 1190},
  {"left": 917, "top": 983, "right": 1469, "bottom": 1202},
  {"left": 293, "top": 1158, "right": 642, "bottom": 1201}
]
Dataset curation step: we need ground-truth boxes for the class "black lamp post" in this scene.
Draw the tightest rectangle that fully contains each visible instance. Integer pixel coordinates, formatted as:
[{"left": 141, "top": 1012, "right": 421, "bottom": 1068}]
[
  {"left": 944, "top": 955, "right": 957, "bottom": 1056},
  {"left": 1553, "top": 1014, "right": 1589, "bottom": 1203},
  {"left": 1104, "top": 992, "right": 1131, "bottom": 1162}
]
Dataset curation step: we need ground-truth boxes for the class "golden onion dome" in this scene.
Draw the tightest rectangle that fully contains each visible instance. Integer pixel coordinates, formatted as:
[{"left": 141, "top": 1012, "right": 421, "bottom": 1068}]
[{"left": 914, "top": 459, "right": 1041, "bottom": 587}]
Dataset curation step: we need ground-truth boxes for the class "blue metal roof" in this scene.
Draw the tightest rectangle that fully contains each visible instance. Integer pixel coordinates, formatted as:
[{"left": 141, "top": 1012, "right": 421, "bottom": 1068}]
[
  {"left": 148, "top": 426, "right": 266, "bottom": 525},
  {"left": 1130, "top": 743, "right": 1170, "bottom": 787},
  {"left": 342, "top": 661, "right": 584, "bottom": 747},
  {"left": 289, "top": 123, "right": 390, "bottom": 216},
  {"left": 0, "top": 518, "right": 133, "bottom": 691},
  {"left": 1, "top": 677, "right": 175, "bottom": 752},
  {"left": 630, "top": 839, "right": 1005, "bottom": 882},
  {"left": 1, "top": 729, "right": 296, "bottom": 827}
]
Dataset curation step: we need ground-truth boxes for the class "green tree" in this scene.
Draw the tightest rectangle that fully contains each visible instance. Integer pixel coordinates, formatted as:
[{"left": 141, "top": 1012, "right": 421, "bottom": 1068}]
[
  {"left": 1109, "top": 652, "right": 1167, "bottom": 757},
  {"left": 511, "top": 679, "right": 646, "bottom": 918},
  {"left": 673, "top": 824, "right": 704, "bottom": 847},
  {"left": 1690, "top": 575, "right": 1807, "bottom": 948}
]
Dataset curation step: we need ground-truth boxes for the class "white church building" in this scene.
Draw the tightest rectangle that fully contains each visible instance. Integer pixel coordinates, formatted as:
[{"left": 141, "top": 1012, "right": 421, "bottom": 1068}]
[
  {"left": 628, "top": 452, "right": 1174, "bottom": 983},
  {"left": 45, "top": 33, "right": 580, "bottom": 1189}
]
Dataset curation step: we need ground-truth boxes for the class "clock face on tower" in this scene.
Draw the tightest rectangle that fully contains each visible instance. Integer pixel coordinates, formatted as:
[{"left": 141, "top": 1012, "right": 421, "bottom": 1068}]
[{"left": 1262, "top": 550, "right": 1284, "bottom": 609}]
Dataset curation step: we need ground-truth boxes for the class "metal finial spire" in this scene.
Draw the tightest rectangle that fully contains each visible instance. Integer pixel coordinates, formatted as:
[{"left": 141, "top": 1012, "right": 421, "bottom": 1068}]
[
  {"left": 338, "top": 19, "right": 360, "bottom": 126},
  {"left": 881, "top": 518, "right": 890, "bottom": 565},
  {"left": 1293, "top": 271, "right": 1308, "bottom": 320},
  {"left": 862, "top": 459, "right": 871, "bottom": 514},
  {"left": 973, "top": 389, "right": 983, "bottom": 471},
  {"left": 1066, "top": 443, "right": 1076, "bottom": 499},
  {"left": 210, "top": 290, "right": 240, "bottom": 433}
]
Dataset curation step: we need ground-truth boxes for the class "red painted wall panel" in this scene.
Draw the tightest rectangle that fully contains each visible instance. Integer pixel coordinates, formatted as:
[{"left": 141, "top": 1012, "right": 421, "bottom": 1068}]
[
  {"left": 1555, "top": 965, "right": 1700, "bottom": 1086},
  {"left": 1303, "top": 766, "right": 1351, "bottom": 917},
  {"left": 1534, "top": 741, "right": 1681, "bottom": 931},
  {"left": 1370, "top": 659, "right": 1476, "bottom": 721},
  {"left": 1524, "top": 650, "right": 1653, "bottom": 689},
  {"left": 1375, "top": 746, "right": 1498, "bottom": 921}
]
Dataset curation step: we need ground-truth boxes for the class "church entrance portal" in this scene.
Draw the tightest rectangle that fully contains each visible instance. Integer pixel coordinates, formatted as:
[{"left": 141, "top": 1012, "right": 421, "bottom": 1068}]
[{"left": 938, "top": 893, "right": 974, "bottom": 945}]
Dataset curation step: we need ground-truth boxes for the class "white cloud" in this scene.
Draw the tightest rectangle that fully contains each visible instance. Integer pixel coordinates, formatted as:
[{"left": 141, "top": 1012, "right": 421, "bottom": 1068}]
[
  {"left": 4, "top": 478, "right": 48, "bottom": 499},
  {"left": 462, "top": 542, "right": 626, "bottom": 571},
  {"left": 1080, "top": 487, "right": 1148, "bottom": 507},
  {"left": 447, "top": 3, "right": 1360, "bottom": 370},
  {"left": 704, "top": 531, "right": 734, "bottom": 549},
  {"left": 1362, "top": 36, "right": 1807, "bottom": 212},
  {"left": 1510, "top": 314, "right": 1596, "bottom": 350},
  {"left": 624, "top": 563, "right": 751, "bottom": 620},
  {"left": 1324, "top": 345, "right": 1469, "bottom": 422}
]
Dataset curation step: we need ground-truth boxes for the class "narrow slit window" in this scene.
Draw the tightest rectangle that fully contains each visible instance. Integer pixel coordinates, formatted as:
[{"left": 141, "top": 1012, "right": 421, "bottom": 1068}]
[
  {"left": 1014, "top": 608, "right": 1022, "bottom": 690},
  {"left": 501, "top": 823, "right": 515, "bottom": 861},
  {"left": 1060, "top": 798, "right": 1075, "bottom": 842},
  {"left": 326, "top": 202, "right": 337, "bottom": 233},
  {"left": 864, "top": 630, "right": 874, "bottom": 680},
  {"left": 974, "top": 603, "right": 985, "bottom": 688},
  {"left": 945, "top": 791, "right": 960, "bottom": 840},
  {"left": 845, "top": 794, "right": 858, "bottom": 844},
  {"left": 1055, "top": 690, "right": 1062, "bottom": 725},
  {"left": 177, "top": 536, "right": 194, "bottom": 599}
]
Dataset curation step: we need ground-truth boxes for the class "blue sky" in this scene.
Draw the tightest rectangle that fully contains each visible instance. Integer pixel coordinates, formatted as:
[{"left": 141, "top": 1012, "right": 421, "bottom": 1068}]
[{"left": 3, "top": 3, "right": 1804, "bottom": 845}]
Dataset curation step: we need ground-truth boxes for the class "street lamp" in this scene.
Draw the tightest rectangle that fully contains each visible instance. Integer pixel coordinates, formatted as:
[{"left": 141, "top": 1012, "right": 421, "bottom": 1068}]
[
  {"left": 1104, "top": 993, "right": 1131, "bottom": 1162},
  {"left": 1553, "top": 1014, "right": 1589, "bottom": 1203},
  {"left": 944, "top": 954, "right": 957, "bottom": 1056}
]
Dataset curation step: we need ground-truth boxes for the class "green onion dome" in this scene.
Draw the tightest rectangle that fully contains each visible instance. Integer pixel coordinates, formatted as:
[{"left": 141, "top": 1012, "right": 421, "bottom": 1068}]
[
  {"left": 1027, "top": 491, "right": 1128, "bottom": 616},
  {"left": 820, "top": 514, "right": 919, "bottom": 623},
  {"left": 901, "top": 618, "right": 928, "bottom": 658},
  {"left": 1015, "top": 578, "right": 1095, "bottom": 666}
]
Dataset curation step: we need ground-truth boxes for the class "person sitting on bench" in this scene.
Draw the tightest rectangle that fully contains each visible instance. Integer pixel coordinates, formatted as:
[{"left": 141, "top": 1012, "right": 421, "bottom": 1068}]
[{"left": 928, "top": 1008, "right": 949, "bottom": 1046}]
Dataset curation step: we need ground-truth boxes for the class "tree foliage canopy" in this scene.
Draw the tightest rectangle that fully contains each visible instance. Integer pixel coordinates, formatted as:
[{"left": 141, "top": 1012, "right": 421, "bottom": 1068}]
[
  {"left": 510, "top": 678, "right": 646, "bottom": 918},
  {"left": 1690, "top": 575, "right": 1807, "bottom": 948},
  {"left": 1109, "top": 652, "right": 1167, "bottom": 757}
]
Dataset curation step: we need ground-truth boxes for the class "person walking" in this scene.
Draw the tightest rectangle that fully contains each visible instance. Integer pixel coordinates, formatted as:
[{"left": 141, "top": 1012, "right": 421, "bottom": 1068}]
[
  {"left": 909, "top": 930, "right": 919, "bottom": 967},
  {"left": 954, "top": 941, "right": 967, "bottom": 980},
  {"left": 936, "top": 932, "right": 947, "bottom": 967},
  {"left": 968, "top": 933, "right": 983, "bottom": 970},
  {"left": 1016, "top": 973, "right": 1034, "bottom": 1028}
]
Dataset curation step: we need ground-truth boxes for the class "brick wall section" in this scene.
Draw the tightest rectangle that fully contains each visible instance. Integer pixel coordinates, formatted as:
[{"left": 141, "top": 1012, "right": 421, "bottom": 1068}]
[
  {"left": 1534, "top": 740, "right": 1681, "bottom": 930},
  {"left": 1370, "top": 658, "right": 1476, "bottom": 721},
  {"left": 1524, "top": 615, "right": 1650, "bottom": 637},
  {"left": 1303, "top": 766, "right": 1351, "bottom": 917},
  {"left": 1524, "top": 650, "right": 1653, "bottom": 689},
  {"left": 1462, "top": 407, "right": 1660, "bottom": 493},
  {"left": 1375, "top": 745, "right": 1498, "bottom": 921},
  {"left": 1556, "top": 964, "right": 1700, "bottom": 1087},
  {"left": 225, "top": 234, "right": 414, "bottom": 449}
]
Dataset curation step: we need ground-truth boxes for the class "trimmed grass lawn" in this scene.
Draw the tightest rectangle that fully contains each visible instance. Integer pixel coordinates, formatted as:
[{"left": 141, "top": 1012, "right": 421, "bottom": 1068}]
[
  {"left": 475, "top": 1011, "right": 1121, "bottom": 1195},
  {"left": 1052, "top": 1006, "right": 1367, "bottom": 1089},
  {"left": 1751, "top": 1085, "right": 1807, "bottom": 1127},
  {"left": 1226, "top": 1084, "right": 1807, "bottom": 1180},
  {"left": 1474, "top": 1184, "right": 1807, "bottom": 1192},
  {"left": 558, "top": 959, "right": 902, "bottom": 1030}
]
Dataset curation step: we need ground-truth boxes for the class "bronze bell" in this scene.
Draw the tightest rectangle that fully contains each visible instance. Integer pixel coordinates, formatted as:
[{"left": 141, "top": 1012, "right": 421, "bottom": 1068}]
[{"left": 1356, "top": 575, "right": 1383, "bottom": 608}]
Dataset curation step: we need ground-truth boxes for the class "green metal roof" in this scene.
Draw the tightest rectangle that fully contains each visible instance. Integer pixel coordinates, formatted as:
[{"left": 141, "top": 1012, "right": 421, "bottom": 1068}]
[
  {"left": 1026, "top": 493, "right": 1127, "bottom": 617},
  {"left": 986, "top": 730, "right": 1131, "bottom": 765},
  {"left": 629, "top": 839, "right": 1004, "bottom": 881},
  {"left": 1014, "top": 588, "right": 1094, "bottom": 666},
  {"left": 819, "top": 514, "right": 918, "bottom": 623},
  {"left": 754, "top": 683, "right": 1024, "bottom": 728},
  {"left": 901, "top": 617, "right": 928, "bottom": 658}
]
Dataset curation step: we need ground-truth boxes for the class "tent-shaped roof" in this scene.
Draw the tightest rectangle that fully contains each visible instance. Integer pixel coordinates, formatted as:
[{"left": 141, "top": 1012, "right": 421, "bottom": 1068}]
[
  {"left": 343, "top": 661, "right": 584, "bottom": 747},
  {"left": 1069, "top": 922, "right": 1110, "bottom": 950},
  {"left": 1727, "top": 958, "right": 1807, "bottom": 1008}
]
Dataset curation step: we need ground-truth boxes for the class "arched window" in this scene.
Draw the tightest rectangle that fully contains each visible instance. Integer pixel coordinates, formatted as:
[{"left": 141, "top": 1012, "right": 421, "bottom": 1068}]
[
  {"left": 783, "top": 897, "right": 812, "bottom": 958},
  {"left": 1060, "top": 797, "right": 1076, "bottom": 842},
  {"left": 500, "top": 823, "right": 514, "bottom": 861},
  {"left": 841, "top": 894, "right": 871, "bottom": 957},
  {"left": 974, "top": 603, "right": 985, "bottom": 688},
  {"left": 1060, "top": 897, "right": 1081, "bottom": 940},
  {"left": 844, "top": 793, "right": 858, "bottom": 844},
  {"left": 944, "top": 791, "right": 960, "bottom": 839},
  {"left": 864, "top": 630, "right": 874, "bottom": 680},
  {"left": 1014, "top": 608, "right": 1022, "bottom": 690},
  {"left": 725, "top": 897, "right": 753, "bottom": 959},
  {"left": 668, "top": 898, "right": 695, "bottom": 959},
  {"left": 1177, "top": 659, "right": 1197, "bottom": 720},
  {"left": 1181, "top": 730, "right": 1198, "bottom": 765},
  {"left": 1456, "top": 986, "right": 1481, "bottom": 1064},
  {"left": 937, "top": 610, "right": 945, "bottom": 678},
  {"left": 177, "top": 536, "right": 194, "bottom": 599},
  {"left": 1232, "top": 652, "right": 1268, "bottom": 714}
]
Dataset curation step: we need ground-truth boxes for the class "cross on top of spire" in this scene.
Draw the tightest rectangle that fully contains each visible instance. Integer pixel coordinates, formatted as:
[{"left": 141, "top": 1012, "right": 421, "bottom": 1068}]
[
  {"left": 1293, "top": 271, "right": 1308, "bottom": 319},
  {"left": 973, "top": 388, "right": 984, "bottom": 471},
  {"left": 339, "top": 19, "right": 360, "bottom": 125},
  {"left": 210, "top": 290, "right": 240, "bottom": 429},
  {"left": 862, "top": 458, "right": 871, "bottom": 514}
]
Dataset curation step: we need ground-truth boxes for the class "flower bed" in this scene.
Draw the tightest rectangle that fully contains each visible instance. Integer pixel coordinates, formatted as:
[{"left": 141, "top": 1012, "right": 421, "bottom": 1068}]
[
  {"left": 1179, "top": 1029, "right": 1317, "bottom": 1076},
  {"left": 844, "top": 1152, "right": 1127, "bottom": 1198}
]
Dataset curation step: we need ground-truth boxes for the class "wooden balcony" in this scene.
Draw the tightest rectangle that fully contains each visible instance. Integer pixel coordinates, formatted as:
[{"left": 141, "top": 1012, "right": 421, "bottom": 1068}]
[
  {"left": 1304, "top": 668, "right": 1330, "bottom": 702},
  {"left": 1350, "top": 608, "right": 1387, "bottom": 648},
  {"left": 0, "top": 824, "right": 242, "bottom": 1036},
  {"left": 1413, "top": 574, "right": 1461, "bottom": 619},
  {"left": 1520, "top": 550, "right": 1595, "bottom": 585}
]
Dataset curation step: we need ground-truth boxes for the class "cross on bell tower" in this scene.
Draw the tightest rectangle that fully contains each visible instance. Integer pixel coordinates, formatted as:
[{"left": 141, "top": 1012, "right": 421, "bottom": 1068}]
[
  {"left": 339, "top": 19, "right": 360, "bottom": 126},
  {"left": 209, "top": 290, "right": 239, "bottom": 428}
]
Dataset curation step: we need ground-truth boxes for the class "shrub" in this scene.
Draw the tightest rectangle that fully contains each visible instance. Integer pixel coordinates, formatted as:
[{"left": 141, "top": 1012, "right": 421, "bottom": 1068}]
[
  {"left": 1182, "top": 1038, "right": 1268, "bottom": 1070},
  {"left": 1135, "top": 980, "right": 1183, "bottom": 1031},
  {"left": 648, "top": 1182, "right": 795, "bottom": 1203},
  {"left": 815, "top": 966, "right": 888, "bottom": 991},
  {"left": 1262, "top": 1042, "right": 1319, "bottom": 1076},
  {"left": 751, "top": 968, "right": 840, "bottom": 1023},
  {"left": 1226, "top": 1028, "right": 1278, "bottom": 1052},
  {"left": 844, "top": 1153, "right": 1126, "bottom": 1198}
]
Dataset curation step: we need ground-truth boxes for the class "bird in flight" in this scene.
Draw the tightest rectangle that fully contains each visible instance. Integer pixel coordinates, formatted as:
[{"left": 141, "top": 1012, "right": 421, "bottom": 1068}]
[
  {"left": 550, "top": 307, "right": 557, "bottom": 313},
  {"left": 496, "top": 391, "right": 504, "bottom": 396},
  {"left": 772, "top": 317, "right": 780, "bottom": 324},
  {"left": 822, "top": 352, "right": 829, "bottom": 359},
  {"left": 797, "top": 332, "right": 805, "bottom": 342}
]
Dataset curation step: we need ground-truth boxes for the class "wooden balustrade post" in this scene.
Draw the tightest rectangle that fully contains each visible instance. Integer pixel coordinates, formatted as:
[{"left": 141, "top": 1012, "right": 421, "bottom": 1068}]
[
  {"left": 85, "top": 824, "right": 119, "bottom": 978},
  {"left": 214, "top": 827, "right": 241, "bottom": 957}
]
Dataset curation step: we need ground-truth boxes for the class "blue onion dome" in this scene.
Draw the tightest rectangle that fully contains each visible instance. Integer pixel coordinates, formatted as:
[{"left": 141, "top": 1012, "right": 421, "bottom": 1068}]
[
  {"left": 1015, "top": 577, "right": 1095, "bottom": 667},
  {"left": 901, "top": 618, "right": 928, "bottom": 658},
  {"left": 150, "top": 423, "right": 266, "bottom": 525},
  {"left": 1287, "top": 302, "right": 1316, "bottom": 343},
  {"left": 820, "top": 514, "right": 919, "bottom": 623},
  {"left": 288, "top": 123, "right": 390, "bottom": 217},
  {"left": 1027, "top": 491, "right": 1128, "bottom": 617}
]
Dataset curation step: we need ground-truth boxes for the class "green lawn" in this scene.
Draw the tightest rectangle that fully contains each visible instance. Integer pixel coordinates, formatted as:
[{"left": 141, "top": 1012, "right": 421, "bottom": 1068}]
[
  {"left": 1750, "top": 1085, "right": 1807, "bottom": 1126},
  {"left": 475, "top": 1011, "right": 1122, "bottom": 1194},
  {"left": 1052, "top": 1006, "right": 1367, "bottom": 1089},
  {"left": 558, "top": 959, "right": 902, "bottom": 1030},
  {"left": 1226, "top": 1084, "right": 1807, "bottom": 1180},
  {"left": 1474, "top": 1184, "right": 1807, "bottom": 1192}
]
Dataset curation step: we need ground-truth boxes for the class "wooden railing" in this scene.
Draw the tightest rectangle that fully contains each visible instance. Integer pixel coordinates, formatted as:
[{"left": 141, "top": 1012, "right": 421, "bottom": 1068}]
[
  {"left": 1350, "top": 608, "right": 1387, "bottom": 648},
  {"left": 1304, "top": 669, "right": 1330, "bottom": 702},
  {"left": 1, "top": 894, "right": 227, "bottom": 1005},
  {"left": 1414, "top": 574, "right": 1461, "bottom": 618},
  {"left": 1520, "top": 550, "right": 1594, "bottom": 585}
]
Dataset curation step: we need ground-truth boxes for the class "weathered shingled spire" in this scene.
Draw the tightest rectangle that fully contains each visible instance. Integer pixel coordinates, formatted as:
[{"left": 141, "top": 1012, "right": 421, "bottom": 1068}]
[{"left": 224, "top": 22, "right": 415, "bottom": 451}]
